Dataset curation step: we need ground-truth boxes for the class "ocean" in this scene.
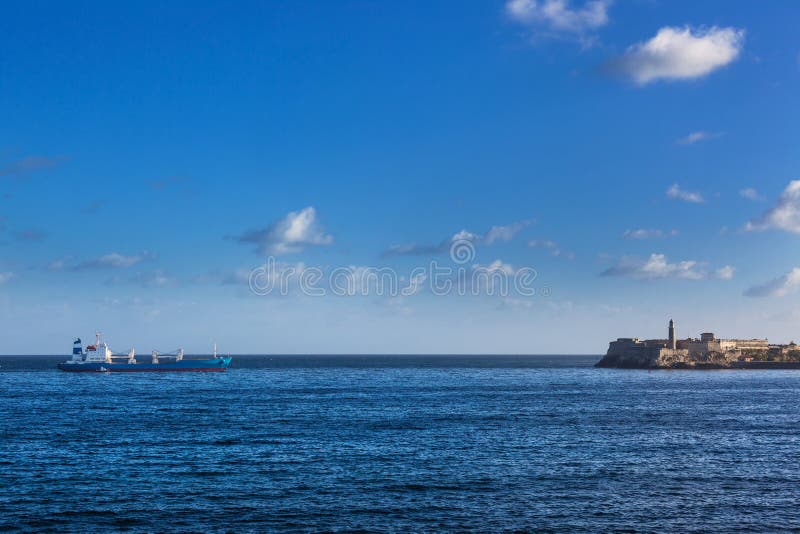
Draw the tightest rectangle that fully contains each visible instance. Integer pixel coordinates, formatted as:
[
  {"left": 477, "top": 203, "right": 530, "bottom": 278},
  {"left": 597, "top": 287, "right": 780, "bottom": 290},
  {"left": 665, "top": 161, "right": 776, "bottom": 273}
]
[{"left": 2, "top": 355, "right": 800, "bottom": 532}]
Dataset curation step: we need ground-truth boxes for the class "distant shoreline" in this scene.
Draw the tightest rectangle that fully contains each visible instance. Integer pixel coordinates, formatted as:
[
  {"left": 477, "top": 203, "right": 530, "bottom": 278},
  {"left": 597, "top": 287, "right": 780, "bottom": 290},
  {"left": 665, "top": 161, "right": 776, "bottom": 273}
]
[
  {"left": 595, "top": 359, "right": 800, "bottom": 370},
  {"left": 0, "top": 353, "right": 602, "bottom": 358}
]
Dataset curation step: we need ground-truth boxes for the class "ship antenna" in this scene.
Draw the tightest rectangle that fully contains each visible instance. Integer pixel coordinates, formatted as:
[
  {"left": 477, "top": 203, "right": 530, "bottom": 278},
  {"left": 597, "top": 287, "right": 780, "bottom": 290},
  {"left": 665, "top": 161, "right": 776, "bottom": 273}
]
[{"left": 213, "top": 341, "right": 217, "bottom": 359}]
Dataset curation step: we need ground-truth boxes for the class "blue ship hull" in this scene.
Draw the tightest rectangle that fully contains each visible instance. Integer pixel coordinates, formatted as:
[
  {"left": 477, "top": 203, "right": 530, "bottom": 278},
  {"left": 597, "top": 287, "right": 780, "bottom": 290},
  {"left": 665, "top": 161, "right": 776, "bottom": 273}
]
[{"left": 58, "top": 357, "right": 232, "bottom": 372}]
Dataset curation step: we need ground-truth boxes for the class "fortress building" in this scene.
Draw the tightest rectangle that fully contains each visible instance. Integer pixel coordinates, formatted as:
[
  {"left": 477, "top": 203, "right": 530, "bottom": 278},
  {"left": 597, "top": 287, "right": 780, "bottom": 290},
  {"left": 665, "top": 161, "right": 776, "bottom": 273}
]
[{"left": 600, "top": 319, "right": 772, "bottom": 368}]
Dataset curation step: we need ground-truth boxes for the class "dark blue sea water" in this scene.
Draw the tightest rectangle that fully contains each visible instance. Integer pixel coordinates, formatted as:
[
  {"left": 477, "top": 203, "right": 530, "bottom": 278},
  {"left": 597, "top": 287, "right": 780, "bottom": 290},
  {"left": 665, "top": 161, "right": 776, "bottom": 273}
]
[{"left": 3, "top": 355, "right": 800, "bottom": 532}]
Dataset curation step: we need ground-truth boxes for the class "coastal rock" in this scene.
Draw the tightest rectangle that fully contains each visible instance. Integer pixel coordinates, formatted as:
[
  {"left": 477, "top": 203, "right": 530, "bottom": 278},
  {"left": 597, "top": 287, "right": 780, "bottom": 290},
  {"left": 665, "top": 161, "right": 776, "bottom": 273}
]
[{"left": 595, "top": 348, "right": 741, "bottom": 369}]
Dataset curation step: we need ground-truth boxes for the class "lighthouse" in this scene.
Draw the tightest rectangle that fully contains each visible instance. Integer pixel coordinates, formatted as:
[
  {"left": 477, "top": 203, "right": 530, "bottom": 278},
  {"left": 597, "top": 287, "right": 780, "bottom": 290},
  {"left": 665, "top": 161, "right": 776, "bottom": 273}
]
[{"left": 668, "top": 318, "right": 676, "bottom": 350}]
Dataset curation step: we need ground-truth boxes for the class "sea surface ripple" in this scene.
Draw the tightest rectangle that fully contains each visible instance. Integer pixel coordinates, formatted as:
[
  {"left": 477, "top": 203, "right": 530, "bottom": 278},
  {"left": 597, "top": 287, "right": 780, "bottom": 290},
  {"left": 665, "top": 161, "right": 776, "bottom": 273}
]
[{"left": 2, "top": 355, "right": 800, "bottom": 532}]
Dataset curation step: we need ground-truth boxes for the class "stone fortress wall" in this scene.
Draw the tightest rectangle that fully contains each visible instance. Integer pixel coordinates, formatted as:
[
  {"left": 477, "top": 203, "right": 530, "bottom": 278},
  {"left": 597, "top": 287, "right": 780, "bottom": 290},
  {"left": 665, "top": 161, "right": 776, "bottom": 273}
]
[{"left": 599, "top": 319, "right": 776, "bottom": 368}]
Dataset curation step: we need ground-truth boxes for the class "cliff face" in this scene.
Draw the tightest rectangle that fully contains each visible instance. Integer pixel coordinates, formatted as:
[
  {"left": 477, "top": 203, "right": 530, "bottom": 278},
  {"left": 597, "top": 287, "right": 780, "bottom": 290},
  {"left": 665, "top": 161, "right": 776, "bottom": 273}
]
[
  {"left": 595, "top": 347, "right": 742, "bottom": 369},
  {"left": 594, "top": 346, "right": 662, "bottom": 368}
]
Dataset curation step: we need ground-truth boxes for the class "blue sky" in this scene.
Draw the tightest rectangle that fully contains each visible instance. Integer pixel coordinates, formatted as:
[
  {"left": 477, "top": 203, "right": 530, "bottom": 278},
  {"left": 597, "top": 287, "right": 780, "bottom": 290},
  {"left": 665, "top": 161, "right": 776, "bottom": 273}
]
[{"left": 2, "top": 1, "right": 800, "bottom": 354}]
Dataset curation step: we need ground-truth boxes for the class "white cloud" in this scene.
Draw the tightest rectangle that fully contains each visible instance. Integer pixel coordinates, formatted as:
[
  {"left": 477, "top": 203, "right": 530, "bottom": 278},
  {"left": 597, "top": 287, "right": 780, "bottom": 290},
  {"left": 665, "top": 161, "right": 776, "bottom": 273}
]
[
  {"left": 745, "top": 181, "right": 800, "bottom": 233},
  {"left": 506, "top": 0, "right": 610, "bottom": 39},
  {"left": 529, "top": 238, "right": 574, "bottom": 259},
  {"left": 677, "top": 131, "right": 720, "bottom": 145},
  {"left": 471, "top": 260, "right": 518, "bottom": 294},
  {"left": 75, "top": 251, "right": 154, "bottom": 270},
  {"left": 384, "top": 221, "right": 529, "bottom": 257},
  {"left": 330, "top": 266, "right": 404, "bottom": 296},
  {"left": 484, "top": 220, "right": 531, "bottom": 244},
  {"left": 739, "top": 187, "right": 763, "bottom": 201},
  {"left": 232, "top": 207, "right": 333, "bottom": 255},
  {"left": 473, "top": 259, "right": 517, "bottom": 275},
  {"left": 529, "top": 239, "right": 557, "bottom": 250},
  {"left": 667, "top": 183, "right": 704, "bottom": 203},
  {"left": 451, "top": 229, "right": 481, "bottom": 243},
  {"left": 745, "top": 267, "right": 800, "bottom": 297},
  {"left": 46, "top": 257, "right": 70, "bottom": 272},
  {"left": 714, "top": 265, "right": 735, "bottom": 280},
  {"left": 623, "top": 228, "right": 679, "bottom": 239},
  {"left": 129, "top": 270, "right": 176, "bottom": 288},
  {"left": 216, "top": 262, "right": 308, "bottom": 292},
  {"left": 602, "top": 253, "right": 704, "bottom": 280},
  {"left": 612, "top": 26, "right": 745, "bottom": 85},
  {"left": 0, "top": 272, "right": 13, "bottom": 285}
]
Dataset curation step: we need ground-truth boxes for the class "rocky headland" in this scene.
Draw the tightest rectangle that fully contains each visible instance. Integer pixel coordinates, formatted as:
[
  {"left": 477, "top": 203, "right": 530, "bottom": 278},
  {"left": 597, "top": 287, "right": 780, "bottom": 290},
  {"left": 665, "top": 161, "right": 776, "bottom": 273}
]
[{"left": 596, "top": 319, "right": 800, "bottom": 369}]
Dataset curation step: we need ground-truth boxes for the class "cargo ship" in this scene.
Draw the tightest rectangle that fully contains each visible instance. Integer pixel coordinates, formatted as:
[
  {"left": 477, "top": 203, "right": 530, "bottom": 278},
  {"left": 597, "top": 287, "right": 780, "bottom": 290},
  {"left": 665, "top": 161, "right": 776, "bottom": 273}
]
[{"left": 57, "top": 333, "right": 232, "bottom": 372}]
